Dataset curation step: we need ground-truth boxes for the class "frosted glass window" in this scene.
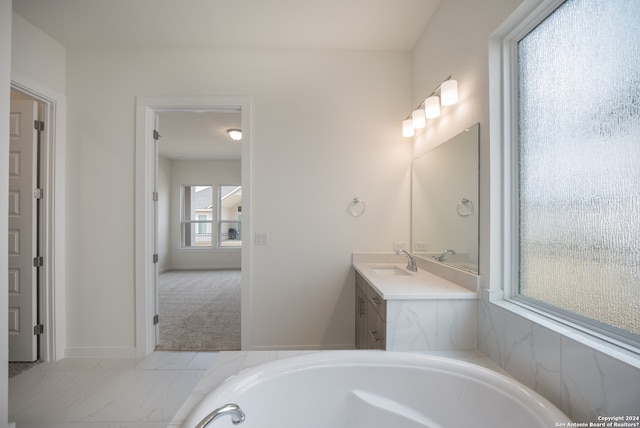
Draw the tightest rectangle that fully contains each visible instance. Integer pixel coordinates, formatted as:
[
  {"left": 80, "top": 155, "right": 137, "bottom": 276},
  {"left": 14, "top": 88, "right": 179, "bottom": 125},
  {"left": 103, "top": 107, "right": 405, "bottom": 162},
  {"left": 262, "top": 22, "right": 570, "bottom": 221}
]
[{"left": 517, "top": 0, "right": 640, "bottom": 340}]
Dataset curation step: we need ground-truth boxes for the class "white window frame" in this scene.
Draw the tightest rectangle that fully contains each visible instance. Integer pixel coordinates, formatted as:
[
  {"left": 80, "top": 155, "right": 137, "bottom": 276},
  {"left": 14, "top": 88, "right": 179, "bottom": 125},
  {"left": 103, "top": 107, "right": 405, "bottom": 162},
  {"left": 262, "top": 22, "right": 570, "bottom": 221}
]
[
  {"left": 218, "top": 185, "right": 242, "bottom": 248},
  {"left": 180, "top": 184, "right": 214, "bottom": 249},
  {"left": 489, "top": 0, "right": 640, "bottom": 358}
]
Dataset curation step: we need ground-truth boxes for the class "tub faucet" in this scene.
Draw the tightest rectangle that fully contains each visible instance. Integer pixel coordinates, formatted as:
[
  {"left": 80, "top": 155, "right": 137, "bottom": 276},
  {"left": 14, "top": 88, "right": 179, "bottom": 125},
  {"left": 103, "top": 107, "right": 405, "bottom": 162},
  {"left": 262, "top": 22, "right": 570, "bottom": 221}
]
[
  {"left": 395, "top": 250, "right": 418, "bottom": 272},
  {"left": 434, "top": 249, "right": 456, "bottom": 262},
  {"left": 196, "top": 403, "right": 245, "bottom": 427}
]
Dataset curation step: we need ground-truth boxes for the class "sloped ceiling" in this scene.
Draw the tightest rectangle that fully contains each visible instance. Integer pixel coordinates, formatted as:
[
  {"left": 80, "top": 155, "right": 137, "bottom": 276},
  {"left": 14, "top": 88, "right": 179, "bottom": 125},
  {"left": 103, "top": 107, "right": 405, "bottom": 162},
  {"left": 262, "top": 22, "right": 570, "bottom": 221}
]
[{"left": 12, "top": 0, "right": 440, "bottom": 51}]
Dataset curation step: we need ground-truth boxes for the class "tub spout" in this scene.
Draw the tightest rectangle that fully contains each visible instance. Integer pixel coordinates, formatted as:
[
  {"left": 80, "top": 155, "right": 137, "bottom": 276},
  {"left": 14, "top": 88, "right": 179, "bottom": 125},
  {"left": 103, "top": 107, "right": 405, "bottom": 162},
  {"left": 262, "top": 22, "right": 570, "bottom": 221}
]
[{"left": 195, "top": 403, "right": 245, "bottom": 427}]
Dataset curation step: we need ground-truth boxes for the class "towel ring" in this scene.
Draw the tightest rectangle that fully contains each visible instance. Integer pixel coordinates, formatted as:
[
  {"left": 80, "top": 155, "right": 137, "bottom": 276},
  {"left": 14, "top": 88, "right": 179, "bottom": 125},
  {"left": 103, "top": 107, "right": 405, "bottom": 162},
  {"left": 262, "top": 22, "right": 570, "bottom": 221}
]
[
  {"left": 349, "top": 197, "right": 366, "bottom": 217},
  {"left": 457, "top": 198, "right": 473, "bottom": 216}
]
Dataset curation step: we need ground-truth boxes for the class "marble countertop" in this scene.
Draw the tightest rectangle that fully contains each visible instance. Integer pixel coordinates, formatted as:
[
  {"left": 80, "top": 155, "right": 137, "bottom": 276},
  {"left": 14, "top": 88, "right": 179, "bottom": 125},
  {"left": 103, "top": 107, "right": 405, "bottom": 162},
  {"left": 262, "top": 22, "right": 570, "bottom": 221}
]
[{"left": 353, "top": 254, "right": 478, "bottom": 300}]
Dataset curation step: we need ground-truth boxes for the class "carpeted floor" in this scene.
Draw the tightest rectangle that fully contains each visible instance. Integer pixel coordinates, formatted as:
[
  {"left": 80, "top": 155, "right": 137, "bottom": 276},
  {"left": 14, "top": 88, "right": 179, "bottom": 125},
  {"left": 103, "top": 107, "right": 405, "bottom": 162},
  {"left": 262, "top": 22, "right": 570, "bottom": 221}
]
[{"left": 156, "top": 269, "right": 241, "bottom": 351}]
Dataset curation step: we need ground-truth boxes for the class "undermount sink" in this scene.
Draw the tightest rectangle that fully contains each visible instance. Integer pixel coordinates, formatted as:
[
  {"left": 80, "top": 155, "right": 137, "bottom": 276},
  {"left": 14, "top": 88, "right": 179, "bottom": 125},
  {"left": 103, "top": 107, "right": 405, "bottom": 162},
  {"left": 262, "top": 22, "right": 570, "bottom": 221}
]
[{"left": 371, "top": 266, "right": 412, "bottom": 276}]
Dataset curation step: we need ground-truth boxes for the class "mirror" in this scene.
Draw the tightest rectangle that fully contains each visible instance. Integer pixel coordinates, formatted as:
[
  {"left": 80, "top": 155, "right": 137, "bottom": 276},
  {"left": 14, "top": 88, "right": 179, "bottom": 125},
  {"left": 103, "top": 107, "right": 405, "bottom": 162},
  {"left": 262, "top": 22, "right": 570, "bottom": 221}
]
[{"left": 411, "top": 124, "right": 479, "bottom": 273}]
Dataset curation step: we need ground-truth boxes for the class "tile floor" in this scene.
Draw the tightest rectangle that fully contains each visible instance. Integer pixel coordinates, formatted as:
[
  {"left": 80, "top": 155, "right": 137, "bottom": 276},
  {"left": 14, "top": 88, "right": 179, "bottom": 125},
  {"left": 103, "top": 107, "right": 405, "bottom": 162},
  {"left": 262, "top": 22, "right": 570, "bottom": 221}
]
[{"left": 8, "top": 351, "right": 217, "bottom": 428}]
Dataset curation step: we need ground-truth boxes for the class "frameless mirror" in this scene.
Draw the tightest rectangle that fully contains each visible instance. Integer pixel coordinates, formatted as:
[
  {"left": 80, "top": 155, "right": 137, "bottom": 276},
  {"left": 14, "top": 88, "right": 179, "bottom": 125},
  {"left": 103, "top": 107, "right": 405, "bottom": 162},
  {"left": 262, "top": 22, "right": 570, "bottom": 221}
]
[{"left": 411, "top": 123, "right": 479, "bottom": 273}]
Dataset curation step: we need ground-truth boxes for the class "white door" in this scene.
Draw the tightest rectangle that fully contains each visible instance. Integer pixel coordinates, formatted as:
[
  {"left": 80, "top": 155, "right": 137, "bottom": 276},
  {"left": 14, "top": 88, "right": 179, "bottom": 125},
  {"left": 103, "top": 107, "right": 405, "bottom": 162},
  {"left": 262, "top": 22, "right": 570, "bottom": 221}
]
[{"left": 8, "top": 99, "right": 39, "bottom": 362}]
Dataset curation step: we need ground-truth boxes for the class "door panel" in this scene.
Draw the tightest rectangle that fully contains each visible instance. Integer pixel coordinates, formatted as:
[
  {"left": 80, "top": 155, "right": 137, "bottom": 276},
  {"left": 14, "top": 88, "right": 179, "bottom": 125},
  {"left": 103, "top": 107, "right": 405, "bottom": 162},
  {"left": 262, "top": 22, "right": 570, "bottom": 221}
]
[{"left": 8, "top": 99, "right": 38, "bottom": 362}]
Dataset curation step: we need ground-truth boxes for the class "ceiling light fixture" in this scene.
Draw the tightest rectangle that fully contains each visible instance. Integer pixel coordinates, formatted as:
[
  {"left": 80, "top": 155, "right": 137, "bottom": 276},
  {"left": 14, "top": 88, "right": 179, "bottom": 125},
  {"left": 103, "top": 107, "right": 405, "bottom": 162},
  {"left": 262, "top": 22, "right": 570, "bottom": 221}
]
[
  {"left": 402, "top": 75, "right": 458, "bottom": 137},
  {"left": 227, "top": 129, "right": 242, "bottom": 141}
]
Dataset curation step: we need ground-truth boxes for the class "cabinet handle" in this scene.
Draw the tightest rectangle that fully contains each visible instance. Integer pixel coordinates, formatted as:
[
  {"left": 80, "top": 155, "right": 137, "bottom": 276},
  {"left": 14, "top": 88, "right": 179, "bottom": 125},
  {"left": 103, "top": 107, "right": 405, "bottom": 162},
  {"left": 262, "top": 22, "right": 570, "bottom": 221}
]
[
  {"left": 359, "top": 297, "right": 365, "bottom": 316},
  {"left": 369, "top": 330, "right": 380, "bottom": 343},
  {"left": 372, "top": 297, "right": 380, "bottom": 305}
]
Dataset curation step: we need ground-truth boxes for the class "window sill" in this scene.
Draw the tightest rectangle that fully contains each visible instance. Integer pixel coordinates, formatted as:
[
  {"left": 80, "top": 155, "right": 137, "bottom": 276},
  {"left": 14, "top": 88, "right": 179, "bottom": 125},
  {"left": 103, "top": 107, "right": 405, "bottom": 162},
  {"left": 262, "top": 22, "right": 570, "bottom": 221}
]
[
  {"left": 179, "top": 247, "right": 241, "bottom": 252},
  {"left": 487, "top": 290, "right": 640, "bottom": 370}
]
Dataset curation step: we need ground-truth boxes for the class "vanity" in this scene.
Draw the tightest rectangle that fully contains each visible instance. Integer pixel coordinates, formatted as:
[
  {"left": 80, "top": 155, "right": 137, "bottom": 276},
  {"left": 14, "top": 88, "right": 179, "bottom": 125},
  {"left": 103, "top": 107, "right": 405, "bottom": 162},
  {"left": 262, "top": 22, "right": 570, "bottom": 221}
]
[
  {"left": 353, "top": 124, "right": 481, "bottom": 351},
  {"left": 353, "top": 253, "right": 479, "bottom": 351}
]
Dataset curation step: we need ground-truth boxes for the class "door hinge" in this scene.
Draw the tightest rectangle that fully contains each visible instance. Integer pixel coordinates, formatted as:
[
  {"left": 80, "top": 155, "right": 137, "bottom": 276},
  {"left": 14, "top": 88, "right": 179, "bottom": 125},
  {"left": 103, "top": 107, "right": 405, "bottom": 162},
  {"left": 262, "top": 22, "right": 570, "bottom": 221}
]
[
  {"left": 33, "top": 256, "right": 44, "bottom": 267},
  {"left": 153, "top": 191, "right": 158, "bottom": 202},
  {"left": 34, "top": 188, "right": 44, "bottom": 199},
  {"left": 153, "top": 253, "right": 159, "bottom": 264},
  {"left": 33, "top": 324, "right": 44, "bottom": 335},
  {"left": 153, "top": 129, "right": 161, "bottom": 140},
  {"left": 34, "top": 120, "right": 44, "bottom": 132},
  {"left": 153, "top": 314, "right": 159, "bottom": 325}
]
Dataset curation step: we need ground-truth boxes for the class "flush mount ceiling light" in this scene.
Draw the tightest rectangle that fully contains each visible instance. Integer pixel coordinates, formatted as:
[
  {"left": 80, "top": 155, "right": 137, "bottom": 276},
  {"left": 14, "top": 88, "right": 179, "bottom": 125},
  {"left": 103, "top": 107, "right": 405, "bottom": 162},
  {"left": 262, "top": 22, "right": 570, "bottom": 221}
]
[
  {"left": 402, "top": 75, "right": 459, "bottom": 137},
  {"left": 227, "top": 129, "right": 242, "bottom": 141}
]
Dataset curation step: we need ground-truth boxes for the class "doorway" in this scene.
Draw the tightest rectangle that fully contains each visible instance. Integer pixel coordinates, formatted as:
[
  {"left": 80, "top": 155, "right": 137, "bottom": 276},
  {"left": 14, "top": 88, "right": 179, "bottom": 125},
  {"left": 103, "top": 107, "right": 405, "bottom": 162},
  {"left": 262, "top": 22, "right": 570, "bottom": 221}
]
[
  {"left": 155, "top": 110, "right": 242, "bottom": 351},
  {"left": 134, "top": 96, "right": 252, "bottom": 357},
  {"left": 8, "top": 89, "right": 42, "bottom": 366},
  {"left": 7, "top": 81, "right": 65, "bottom": 374}
]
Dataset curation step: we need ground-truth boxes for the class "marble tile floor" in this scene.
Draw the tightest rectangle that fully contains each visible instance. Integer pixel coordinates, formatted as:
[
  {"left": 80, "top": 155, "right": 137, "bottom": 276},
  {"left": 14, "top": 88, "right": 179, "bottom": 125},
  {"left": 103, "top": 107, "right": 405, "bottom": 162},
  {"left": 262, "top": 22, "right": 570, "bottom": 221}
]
[{"left": 8, "top": 351, "right": 218, "bottom": 428}]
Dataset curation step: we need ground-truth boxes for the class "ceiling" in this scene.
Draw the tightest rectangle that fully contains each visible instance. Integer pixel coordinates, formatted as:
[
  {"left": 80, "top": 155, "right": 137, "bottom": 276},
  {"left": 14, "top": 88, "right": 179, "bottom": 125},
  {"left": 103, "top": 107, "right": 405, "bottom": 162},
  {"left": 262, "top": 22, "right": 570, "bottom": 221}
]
[
  {"left": 158, "top": 111, "right": 241, "bottom": 160},
  {"left": 12, "top": 0, "right": 440, "bottom": 159},
  {"left": 12, "top": 0, "right": 440, "bottom": 51}
]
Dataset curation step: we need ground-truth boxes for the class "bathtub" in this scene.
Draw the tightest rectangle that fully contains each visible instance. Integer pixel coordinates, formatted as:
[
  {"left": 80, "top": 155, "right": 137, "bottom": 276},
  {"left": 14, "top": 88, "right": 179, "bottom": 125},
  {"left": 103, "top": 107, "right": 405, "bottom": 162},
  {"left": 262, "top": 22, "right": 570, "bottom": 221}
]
[{"left": 183, "top": 351, "right": 569, "bottom": 428}]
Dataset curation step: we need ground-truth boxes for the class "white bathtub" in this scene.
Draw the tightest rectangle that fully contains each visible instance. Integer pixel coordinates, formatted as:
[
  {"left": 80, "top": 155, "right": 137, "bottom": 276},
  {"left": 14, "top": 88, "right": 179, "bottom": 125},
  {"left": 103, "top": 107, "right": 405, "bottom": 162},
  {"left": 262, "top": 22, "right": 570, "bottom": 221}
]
[{"left": 183, "top": 351, "right": 569, "bottom": 428}]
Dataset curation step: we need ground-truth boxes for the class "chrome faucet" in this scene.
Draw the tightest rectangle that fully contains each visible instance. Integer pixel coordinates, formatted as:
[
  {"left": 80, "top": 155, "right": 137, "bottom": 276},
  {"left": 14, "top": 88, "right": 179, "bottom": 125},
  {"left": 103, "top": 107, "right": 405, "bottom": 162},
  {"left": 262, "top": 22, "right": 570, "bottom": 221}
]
[
  {"left": 196, "top": 403, "right": 245, "bottom": 427},
  {"left": 395, "top": 249, "right": 418, "bottom": 272},
  {"left": 434, "top": 249, "right": 456, "bottom": 262}
]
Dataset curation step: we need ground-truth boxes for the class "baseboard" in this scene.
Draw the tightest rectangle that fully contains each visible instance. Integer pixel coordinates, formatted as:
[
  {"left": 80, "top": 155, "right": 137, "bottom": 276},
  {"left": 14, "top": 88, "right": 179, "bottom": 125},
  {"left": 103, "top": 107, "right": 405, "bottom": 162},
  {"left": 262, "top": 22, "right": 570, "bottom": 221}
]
[
  {"left": 165, "top": 265, "right": 241, "bottom": 271},
  {"left": 64, "top": 346, "right": 137, "bottom": 358}
]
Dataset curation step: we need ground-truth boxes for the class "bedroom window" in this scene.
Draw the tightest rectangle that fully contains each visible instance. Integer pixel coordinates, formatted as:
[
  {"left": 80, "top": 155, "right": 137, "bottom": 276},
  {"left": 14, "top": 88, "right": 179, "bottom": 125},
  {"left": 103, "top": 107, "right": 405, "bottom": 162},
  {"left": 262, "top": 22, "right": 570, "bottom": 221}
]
[
  {"left": 181, "top": 185, "right": 213, "bottom": 248},
  {"left": 219, "top": 185, "right": 242, "bottom": 247},
  {"left": 510, "top": 0, "right": 640, "bottom": 347}
]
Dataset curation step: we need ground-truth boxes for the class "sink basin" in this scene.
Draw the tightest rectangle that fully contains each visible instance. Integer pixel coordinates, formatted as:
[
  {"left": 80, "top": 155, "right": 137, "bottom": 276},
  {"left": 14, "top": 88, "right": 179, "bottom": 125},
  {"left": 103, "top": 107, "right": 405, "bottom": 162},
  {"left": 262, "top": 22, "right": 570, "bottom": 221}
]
[{"left": 371, "top": 266, "right": 412, "bottom": 276}]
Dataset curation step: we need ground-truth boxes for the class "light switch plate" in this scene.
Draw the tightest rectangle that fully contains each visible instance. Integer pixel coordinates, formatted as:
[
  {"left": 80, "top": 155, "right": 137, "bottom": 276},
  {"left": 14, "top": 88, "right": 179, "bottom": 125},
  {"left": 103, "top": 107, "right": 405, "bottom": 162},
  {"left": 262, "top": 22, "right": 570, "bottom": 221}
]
[{"left": 255, "top": 232, "right": 269, "bottom": 245}]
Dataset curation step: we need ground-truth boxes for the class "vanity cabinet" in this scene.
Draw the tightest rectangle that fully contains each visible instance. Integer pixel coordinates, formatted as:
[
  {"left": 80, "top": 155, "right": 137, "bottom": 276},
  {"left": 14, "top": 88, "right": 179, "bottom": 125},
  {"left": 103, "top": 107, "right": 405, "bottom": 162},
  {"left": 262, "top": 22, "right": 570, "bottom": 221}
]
[
  {"left": 354, "top": 266, "right": 478, "bottom": 352},
  {"left": 355, "top": 272, "right": 386, "bottom": 349}
]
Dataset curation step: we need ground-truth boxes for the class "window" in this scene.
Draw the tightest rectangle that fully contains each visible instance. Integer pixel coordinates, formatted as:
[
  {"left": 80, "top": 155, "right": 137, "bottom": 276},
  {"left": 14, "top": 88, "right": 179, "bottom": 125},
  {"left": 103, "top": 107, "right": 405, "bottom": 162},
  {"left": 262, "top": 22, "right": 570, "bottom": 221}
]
[
  {"left": 511, "top": 0, "right": 640, "bottom": 346},
  {"left": 181, "top": 185, "right": 213, "bottom": 247},
  {"left": 219, "top": 185, "right": 242, "bottom": 247}
]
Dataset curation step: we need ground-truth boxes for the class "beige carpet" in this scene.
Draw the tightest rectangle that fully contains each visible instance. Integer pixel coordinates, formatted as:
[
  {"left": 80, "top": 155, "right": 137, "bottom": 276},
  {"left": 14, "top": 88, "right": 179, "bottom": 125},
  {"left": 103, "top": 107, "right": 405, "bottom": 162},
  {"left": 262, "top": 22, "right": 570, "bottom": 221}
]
[{"left": 157, "top": 269, "right": 241, "bottom": 351}]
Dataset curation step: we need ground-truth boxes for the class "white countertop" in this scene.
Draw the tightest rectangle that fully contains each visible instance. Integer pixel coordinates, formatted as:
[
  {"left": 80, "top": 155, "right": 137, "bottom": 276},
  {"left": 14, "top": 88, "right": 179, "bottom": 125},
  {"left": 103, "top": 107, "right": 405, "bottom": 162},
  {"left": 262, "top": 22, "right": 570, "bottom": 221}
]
[{"left": 352, "top": 254, "right": 478, "bottom": 300}]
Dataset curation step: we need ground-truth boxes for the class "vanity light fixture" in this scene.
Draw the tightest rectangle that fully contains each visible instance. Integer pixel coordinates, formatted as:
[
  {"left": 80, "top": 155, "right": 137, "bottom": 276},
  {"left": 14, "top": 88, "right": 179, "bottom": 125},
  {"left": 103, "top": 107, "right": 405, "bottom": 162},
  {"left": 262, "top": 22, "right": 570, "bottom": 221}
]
[
  {"left": 412, "top": 108, "right": 426, "bottom": 129},
  {"left": 402, "top": 119, "right": 415, "bottom": 137},
  {"left": 402, "top": 75, "right": 458, "bottom": 137},
  {"left": 227, "top": 128, "right": 242, "bottom": 141}
]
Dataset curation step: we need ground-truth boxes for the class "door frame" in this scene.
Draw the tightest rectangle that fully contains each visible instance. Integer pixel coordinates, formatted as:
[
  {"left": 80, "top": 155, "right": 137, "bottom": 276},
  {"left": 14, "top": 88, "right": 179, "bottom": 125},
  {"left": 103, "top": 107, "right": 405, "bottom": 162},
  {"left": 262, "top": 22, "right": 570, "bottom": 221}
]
[
  {"left": 10, "top": 73, "right": 67, "bottom": 362},
  {"left": 135, "top": 96, "right": 252, "bottom": 357}
]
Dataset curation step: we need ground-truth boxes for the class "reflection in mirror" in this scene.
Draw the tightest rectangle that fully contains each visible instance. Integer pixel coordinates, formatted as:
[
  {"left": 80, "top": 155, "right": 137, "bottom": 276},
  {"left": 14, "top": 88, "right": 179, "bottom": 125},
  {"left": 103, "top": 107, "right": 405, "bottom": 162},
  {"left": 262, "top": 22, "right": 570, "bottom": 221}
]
[{"left": 411, "top": 124, "right": 479, "bottom": 273}]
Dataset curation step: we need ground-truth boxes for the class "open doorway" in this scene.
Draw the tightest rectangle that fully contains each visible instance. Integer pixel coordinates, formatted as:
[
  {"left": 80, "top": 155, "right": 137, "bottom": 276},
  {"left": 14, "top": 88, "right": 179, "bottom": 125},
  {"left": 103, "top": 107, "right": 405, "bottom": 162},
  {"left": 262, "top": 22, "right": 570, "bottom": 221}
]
[
  {"left": 8, "top": 82, "right": 65, "bottom": 376},
  {"left": 155, "top": 111, "right": 241, "bottom": 351},
  {"left": 135, "top": 96, "right": 251, "bottom": 357}
]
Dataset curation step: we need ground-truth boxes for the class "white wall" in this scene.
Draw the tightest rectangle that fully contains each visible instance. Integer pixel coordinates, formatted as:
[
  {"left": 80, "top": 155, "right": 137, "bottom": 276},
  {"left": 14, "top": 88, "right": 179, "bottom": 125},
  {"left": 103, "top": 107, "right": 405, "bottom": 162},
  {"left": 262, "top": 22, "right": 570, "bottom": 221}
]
[
  {"left": 1, "top": 1, "right": 12, "bottom": 424},
  {"left": 4, "top": 8, "right": 67, "bottom": 426},
  {"left": 412, "top": 0, "right": 640, "bottom": 422},
  {"left": 64, "top": 46, "right": 411, "bottom": 352},
  {"left": 11, "top": 13, "right": 66, "bottom": 96},
  {"left": 168, "top": 160, "right": 241, "bottom": 270}
]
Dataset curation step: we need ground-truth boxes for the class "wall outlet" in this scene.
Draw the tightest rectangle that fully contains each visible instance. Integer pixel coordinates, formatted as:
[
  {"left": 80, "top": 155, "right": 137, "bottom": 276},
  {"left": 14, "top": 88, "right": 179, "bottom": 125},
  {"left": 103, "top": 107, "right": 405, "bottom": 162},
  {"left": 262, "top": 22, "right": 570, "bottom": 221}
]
[
  {"left": 414, "top": 242, "right": 427, "bottom": 251},
  {"left": 393, "top": 242, "right": 407, "bottom": 251}
]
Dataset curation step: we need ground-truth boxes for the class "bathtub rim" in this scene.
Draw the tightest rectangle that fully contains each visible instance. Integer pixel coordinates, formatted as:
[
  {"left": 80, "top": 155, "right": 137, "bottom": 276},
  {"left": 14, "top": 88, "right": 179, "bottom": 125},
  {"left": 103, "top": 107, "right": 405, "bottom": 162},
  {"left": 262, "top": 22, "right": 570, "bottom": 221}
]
[{"left": 183, "top": 350, "right": 570, "bottom": 427}]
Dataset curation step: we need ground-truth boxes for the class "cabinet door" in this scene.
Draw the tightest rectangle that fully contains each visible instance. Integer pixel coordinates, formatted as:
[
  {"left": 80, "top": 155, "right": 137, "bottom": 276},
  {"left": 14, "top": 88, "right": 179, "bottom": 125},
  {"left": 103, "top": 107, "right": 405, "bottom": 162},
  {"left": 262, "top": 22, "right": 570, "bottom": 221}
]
[
  {"left": 367, "top": 308, "right": 386, "bottom": 350},
  {"left": 355, "top": 285, "right": 368, "bottom": 349}
]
